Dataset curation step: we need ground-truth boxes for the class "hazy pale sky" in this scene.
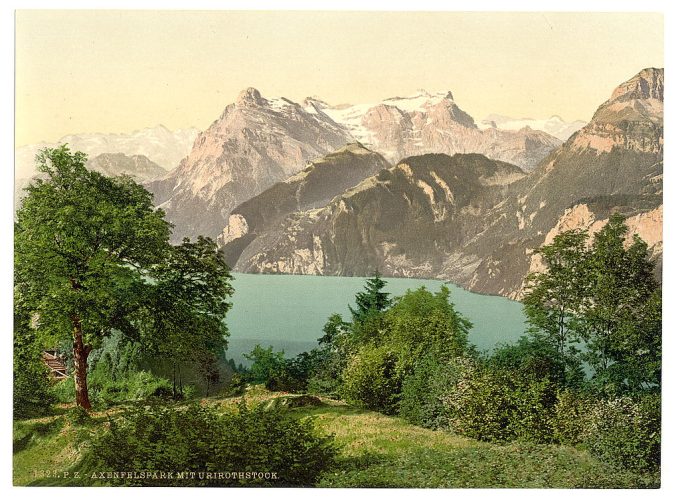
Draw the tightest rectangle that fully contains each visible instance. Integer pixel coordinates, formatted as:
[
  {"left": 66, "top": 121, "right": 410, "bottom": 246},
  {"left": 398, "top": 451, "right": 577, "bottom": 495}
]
[{"left": 15, "top": 10, "right": 663, "bottom": 146}]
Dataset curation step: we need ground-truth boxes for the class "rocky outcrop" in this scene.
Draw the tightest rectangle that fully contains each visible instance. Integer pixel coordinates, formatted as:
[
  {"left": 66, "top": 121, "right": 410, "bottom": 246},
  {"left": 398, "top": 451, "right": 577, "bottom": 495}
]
[{"left": 570, "top": 68, "right": 663, "bottom": 155}]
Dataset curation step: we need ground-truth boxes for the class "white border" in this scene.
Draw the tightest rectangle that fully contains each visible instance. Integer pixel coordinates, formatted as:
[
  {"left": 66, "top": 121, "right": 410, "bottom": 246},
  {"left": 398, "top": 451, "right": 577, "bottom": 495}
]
[{"left": 2, "top": 2, "right": 677, "bottom": 503}]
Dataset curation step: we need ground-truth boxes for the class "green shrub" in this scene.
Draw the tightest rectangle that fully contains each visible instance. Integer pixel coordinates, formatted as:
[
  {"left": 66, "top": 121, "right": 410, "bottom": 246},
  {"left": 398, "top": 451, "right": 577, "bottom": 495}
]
[
  {"left": 65, "top": 405, "right": 91, "bottom": 425},
  {"left": 583, "top": 393, "right": 660, "bottom": 473},
  {"left": 243, "top": 344, "right": 286, "bottom": 384},
  {"left": 87, "top": 401, "right": 337, "bottom": 486},
  {"left": 50, "top": 377, "right": 76, "bottom": 404},
  {"left": 13, "top": 311, "right": 55, "bottom": 418},
  {"left": 341, "top": 345, "right": 403, "bottom": 415},
  {"left": 550, "top": 389, "right": 597, "bottom": 445},
  {"left": 89, "top": 370, "right": 173, "bottom": 405},
  {"left": 13, "top": 356, "right": 54, "bottom": 418},
  {"left": 306, "top": 376, "right": 342, "bottom": 399},
  {"left": 399, "top": 354, "right": 461, "bottom": 429},
  {"left": 265, "top": 351, "right": 318, "bottom": 393},
  {"left": 442, "top": 359, "right": 557, "bottom": 443}
]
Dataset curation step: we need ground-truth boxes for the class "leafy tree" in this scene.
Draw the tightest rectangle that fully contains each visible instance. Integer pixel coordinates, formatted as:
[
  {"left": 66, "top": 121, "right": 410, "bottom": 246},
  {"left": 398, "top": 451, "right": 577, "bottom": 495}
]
[
  {"left": 523, "top": 215, "right": 661, "bottom": 392},
  {"left": 349, "top": 270, "right": 391, "bottom": 322},
  {"left": 15, "top": 146, "right": 170, "bottom": 409},
  {"left": 14, "top": 146, "right": 235, "bottom": 409},
  {"left": 243, "top": 344, "right": 286, "bottom": 384},
  {"left": 384, "top": 286, "right": 471, "bottom": 369},
  {"left": 141, "top": 236, "right": 234, "bottom": 397},
  {"left": 522, "top": 230, "right": 589, "bottom": 384},
  {"left": 582, "top": 215, "right": 661, "bottom": 392}
]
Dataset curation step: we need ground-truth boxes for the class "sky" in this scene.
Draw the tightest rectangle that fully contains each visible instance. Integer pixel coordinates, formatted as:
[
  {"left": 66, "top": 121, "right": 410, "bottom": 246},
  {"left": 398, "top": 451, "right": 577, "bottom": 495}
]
[{"left": 15, "top": 10, "right": 664, "bottom": 146}]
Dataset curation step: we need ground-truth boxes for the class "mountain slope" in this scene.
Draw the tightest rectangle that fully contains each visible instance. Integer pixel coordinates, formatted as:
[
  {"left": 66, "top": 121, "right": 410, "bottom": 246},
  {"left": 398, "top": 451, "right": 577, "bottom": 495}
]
[
  {"left": 229, "top": 153, "right": 527, "bottom": 278},
  {"left": 147, "top": 88, "right": 354, "bottom": 241},
  {"left": 465, "top": 67, "right": 663, "bottom": 297},
  {"left": 219, "top": 143, "right": 390, "bottom": 266}
]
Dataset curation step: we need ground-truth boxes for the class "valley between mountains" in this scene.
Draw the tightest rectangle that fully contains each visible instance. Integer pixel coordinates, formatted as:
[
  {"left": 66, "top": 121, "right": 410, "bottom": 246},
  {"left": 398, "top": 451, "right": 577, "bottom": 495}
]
[{"left": 16, "top": 68, "right": 663, "bottom": 300}]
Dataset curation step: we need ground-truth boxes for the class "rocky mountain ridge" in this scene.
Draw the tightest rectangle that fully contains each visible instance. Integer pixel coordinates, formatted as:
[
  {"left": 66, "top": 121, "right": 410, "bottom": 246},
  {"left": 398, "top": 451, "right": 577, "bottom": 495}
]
[
  {"left": 308, "top": 90, "right": 562, "bottom": 171},
  {"left": 147, "top": 87, "right": 354, "bottom": 241},
  {"left": 221, "top": 68, "right": 663, "bottom": 299}
]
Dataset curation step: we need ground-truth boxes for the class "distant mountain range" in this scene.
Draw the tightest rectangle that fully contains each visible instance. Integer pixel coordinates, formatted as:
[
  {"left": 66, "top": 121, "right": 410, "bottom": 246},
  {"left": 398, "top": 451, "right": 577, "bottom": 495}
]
[
  {"left": 220, "top": 68, "right": 663, "bottom": 298},
  {"left": 478, "top": 114, "right": 587, "bottom": 141},
  {"left": 14, "top": 69, "right": 662, "bottom": 299},
  {"left": 15, "top": 125, "right": 198, "bottom": 179},
  {"left": 14, "top": 125, "right": 195, "bottom": 210}
]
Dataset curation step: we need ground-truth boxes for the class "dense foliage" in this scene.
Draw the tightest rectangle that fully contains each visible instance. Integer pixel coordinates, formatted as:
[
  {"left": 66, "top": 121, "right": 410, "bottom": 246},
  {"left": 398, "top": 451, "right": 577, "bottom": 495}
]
[
  {"left": 14, "top": 146, "right": 234, "bottom": 409},
  {"left": 87, "top": 401, "right": 337, "bottom": 486},
  {"left": 523, "top": 214, "right": 661, "bottom": 393},
  {"left": 262, "top": 216, "right": 661, "bottom": 477},
  {"left": 341, "top": 344, "right": 403, "bottom": 414},
  {"left": 13, "top": 302, "right": 54, "bottom": 418}
]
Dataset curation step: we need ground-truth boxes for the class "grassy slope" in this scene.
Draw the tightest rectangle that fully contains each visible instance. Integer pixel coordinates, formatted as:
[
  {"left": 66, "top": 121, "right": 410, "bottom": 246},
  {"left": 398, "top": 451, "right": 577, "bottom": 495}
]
[{"left": 13, "top": 386, "right": 659, "bottom": 488}]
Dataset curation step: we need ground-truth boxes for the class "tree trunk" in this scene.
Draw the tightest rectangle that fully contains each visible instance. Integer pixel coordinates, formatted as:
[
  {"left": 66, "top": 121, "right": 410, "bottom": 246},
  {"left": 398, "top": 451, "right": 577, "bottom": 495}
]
[{"left": 71, "top": 314, "right": 92, "bottom": 410}]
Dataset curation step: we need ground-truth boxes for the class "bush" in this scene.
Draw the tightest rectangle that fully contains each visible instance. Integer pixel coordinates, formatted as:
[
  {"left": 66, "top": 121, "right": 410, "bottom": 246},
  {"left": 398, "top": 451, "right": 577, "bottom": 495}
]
[
  {"left": 442, "top": 359, "right": 557, "bottom": 443},
  {"left": 13, "top": 356, "right": 54, "bottom": 419},
  {"left": 243, "top": 344, "right": 286, "bottom": 385},
  {"left": 89, "top": 370, "right": 174, "bottom": 406},
  {"left": 50, "top": 377, "right": 76, "bottom": 404},
  {"left": 87, "top": 401, "right": 337, "bottom": 486},
  {"left": 341, "top": 345, "right": 403, "bottom": 415},
  {"left": 265, "top": 351, "right": 318, "bottom": 393},
  {"left": 399, "top": 354, "right": 461, "bottom": 429},
  {"left": 550, "top": 389, "right": 597, "bottom": 445},
  {"left": 13, "top": 311, "right": 55, "bottom": 418},
  {"left": 583, "top": 393, "right": 660, "bottom": 473},
  {"left": 65, "top": 404, "right": 91, "bottom": 426}
]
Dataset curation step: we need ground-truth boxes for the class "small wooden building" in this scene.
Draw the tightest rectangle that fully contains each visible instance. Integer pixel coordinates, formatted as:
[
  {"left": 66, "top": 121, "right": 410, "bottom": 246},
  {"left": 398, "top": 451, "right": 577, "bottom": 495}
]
[{"left": 42, "top": 350, "right": 68, "bottom": 380}]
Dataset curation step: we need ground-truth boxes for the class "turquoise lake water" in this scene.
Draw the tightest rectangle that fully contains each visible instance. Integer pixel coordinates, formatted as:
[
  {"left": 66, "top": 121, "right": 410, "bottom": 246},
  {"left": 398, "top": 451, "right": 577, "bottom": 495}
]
[{"left": 224, "top": 273, "right": 527, "bottom": 364}]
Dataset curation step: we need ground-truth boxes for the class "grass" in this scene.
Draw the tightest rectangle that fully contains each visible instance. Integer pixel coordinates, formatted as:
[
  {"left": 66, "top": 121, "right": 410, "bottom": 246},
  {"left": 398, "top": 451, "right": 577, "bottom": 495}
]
[{"left": 13, "top": 385, "right": 660, "bottom": 488}]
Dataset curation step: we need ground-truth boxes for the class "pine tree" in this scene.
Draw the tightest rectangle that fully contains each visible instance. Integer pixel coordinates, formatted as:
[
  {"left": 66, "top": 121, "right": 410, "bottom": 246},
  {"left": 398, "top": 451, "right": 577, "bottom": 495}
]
[{"left": 349, "top": 271, "right": 391, "bottom": 322}]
